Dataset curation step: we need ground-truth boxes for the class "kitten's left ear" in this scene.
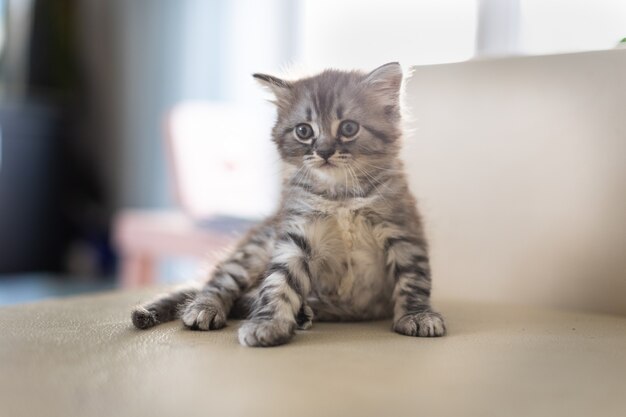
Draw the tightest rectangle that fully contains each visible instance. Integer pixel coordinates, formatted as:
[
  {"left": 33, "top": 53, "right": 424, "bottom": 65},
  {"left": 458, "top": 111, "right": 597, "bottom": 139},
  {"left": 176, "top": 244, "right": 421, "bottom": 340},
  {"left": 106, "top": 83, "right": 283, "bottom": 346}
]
[
  {"left": 364, "top": 62, "right": 403, "bottom": 104},
  {"left": 253, "top": 73, "right": 291, "bottom": 90},
  {"left": 253, "top": 73, "right": 293, "bottom": 109}
]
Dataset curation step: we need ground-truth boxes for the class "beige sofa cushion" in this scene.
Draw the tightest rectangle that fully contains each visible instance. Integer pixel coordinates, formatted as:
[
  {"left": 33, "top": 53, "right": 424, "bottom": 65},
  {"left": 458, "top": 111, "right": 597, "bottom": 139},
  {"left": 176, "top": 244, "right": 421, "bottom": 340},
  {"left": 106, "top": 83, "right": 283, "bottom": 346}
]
[
  {"left": 1, "top": 289, "right": 625, "bottom": 417},
  {"left": 404, "top": 49, "right": 626, "bottom": 315}
]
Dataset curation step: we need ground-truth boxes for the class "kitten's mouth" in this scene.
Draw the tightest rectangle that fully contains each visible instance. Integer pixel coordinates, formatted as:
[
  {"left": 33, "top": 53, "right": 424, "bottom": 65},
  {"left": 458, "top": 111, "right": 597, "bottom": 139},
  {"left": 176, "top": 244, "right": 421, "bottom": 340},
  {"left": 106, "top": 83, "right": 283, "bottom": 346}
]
[{"left": 318, "top": 161, "right": 335, "bottom": 169}]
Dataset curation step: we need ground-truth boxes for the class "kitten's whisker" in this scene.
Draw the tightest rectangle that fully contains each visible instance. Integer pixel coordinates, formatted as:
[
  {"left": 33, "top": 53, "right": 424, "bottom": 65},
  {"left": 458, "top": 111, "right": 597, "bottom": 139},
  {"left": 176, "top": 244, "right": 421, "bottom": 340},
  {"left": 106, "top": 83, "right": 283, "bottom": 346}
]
[
  {"left": 347, "top": 165, "right": 363, "bottom": 198},
  {"left": 352, "top": 163, "right": 391, "bottom": 208},
  {"left": 357, "top": 160, "right": 402, "bottom": 173},
  {"left": 290, "top": 164, "right": 306, "bottom": 185},
  {"left": 354, "top": 162, "right": 393, "bottom": 192},
  {"left": 344, "top": 165, "right": 356, "bottom": 197},
  {"left": 292, "top": 163, "right": 312, "bottom": 192},
  {"left": 343, "top": 166, "right": 349, "bottom": 200},
  {"left": 353, "top": 167, "right": 366, "bottom": 198},
  {"left": 298, "top": 167, "right": 311, "bottom": 189}
]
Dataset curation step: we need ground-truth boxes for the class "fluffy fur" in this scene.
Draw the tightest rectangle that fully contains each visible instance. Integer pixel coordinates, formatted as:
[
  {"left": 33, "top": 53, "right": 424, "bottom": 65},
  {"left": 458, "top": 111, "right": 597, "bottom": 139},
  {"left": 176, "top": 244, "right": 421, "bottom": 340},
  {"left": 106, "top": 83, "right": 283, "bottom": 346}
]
[{"left": 132, "top": 63, "right": 446, "bottom": 346}]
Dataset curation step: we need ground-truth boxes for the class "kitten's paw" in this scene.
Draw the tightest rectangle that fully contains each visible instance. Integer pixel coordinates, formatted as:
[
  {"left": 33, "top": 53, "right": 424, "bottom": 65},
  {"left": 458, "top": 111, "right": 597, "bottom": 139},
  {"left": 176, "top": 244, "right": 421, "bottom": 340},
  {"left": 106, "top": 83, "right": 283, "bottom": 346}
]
[
  {"left": 296, "top": 304, "right": 314, "bottom": 330},
  {"left": 393, "top": 311, "right": 446, "bottom": 337},
  {"left": 131, "top": 306, "right": 158, "bottom": 329},
  {"left": 238, "top": 319, "right": 296, "bottom": 347},
  {"left": 181, "top": 298, "right": 227, "bottom": 330}
]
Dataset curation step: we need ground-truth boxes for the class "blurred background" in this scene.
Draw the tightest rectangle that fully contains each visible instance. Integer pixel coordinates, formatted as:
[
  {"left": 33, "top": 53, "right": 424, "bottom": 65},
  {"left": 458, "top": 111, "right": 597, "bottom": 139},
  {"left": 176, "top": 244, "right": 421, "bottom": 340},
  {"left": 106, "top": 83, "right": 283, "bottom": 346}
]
[{"left": 0, "top": 0, "right": 624, "bottom": 306}]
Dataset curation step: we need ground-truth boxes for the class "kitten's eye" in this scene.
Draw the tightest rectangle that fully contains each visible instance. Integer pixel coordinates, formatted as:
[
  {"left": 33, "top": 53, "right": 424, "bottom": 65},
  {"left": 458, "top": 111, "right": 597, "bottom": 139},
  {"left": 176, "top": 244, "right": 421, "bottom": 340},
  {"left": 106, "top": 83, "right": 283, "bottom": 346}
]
[
  {"left": 339, "top": 120, "right": 359, "bottom": 138},
  {"left": 295, "top": 123, "right": 314, "bottom": 141}
]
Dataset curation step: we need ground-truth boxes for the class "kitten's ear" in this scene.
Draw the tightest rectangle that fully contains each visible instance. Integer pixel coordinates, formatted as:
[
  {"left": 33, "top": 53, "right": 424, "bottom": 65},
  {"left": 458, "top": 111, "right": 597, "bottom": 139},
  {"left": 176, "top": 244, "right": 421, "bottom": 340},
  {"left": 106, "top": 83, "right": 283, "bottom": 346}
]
[
  {"left": 253, "top": 73, "right": 293, "bottom": 109},
  {"left": 364, "top": 62, "right": 403, "bottom": 105},
  {"left": 253, "top": 73, "right": 291, "bottom": 90}
]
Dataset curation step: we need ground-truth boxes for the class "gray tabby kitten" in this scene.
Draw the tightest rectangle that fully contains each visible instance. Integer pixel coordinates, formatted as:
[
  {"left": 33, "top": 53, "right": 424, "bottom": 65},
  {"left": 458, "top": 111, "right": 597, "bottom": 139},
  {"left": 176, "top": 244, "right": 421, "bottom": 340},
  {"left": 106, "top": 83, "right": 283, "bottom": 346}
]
[{"left": 132, "top": 63, "right": 446, "bottom": 347}]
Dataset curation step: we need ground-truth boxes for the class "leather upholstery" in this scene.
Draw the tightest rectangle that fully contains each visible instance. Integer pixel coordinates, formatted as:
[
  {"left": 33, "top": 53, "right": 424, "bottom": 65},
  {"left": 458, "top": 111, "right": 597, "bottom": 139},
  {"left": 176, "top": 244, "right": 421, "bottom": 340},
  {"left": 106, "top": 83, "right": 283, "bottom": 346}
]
[{"left": 1, "top": 289, "right": 625, "bottom": 417}]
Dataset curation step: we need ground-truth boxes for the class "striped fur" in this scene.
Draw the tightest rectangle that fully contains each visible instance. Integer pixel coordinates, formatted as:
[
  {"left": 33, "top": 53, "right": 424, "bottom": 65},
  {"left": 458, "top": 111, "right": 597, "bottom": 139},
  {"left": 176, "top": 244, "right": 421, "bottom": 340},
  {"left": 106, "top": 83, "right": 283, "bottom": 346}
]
[{"left": 132, "top": 63, "right": 445, "bottom": 346}]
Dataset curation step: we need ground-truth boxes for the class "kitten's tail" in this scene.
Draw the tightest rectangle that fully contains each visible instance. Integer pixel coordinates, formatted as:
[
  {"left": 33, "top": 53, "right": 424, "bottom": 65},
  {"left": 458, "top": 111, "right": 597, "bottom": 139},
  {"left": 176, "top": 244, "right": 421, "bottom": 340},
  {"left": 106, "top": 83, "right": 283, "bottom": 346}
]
[{"left": 131, "top": 287, "right": 199, "bottom": 329}]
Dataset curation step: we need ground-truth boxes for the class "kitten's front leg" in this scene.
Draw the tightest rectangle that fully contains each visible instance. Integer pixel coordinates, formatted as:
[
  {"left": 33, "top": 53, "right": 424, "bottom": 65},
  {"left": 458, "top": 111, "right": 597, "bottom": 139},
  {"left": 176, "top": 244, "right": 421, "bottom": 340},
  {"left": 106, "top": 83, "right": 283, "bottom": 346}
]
[
  {"left": 238, "top": 233, "right": 312, "bottom": 347},
  {"left": 384, "top": 231, "right": 446, "bottom": 337}
]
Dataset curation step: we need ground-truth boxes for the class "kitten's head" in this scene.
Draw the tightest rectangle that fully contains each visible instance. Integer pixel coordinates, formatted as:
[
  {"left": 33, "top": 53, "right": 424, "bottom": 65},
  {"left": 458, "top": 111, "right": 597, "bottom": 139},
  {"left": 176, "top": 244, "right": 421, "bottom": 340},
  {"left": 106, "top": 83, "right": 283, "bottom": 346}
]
[{"left": 255, "top": 63, "right": 404, "bottom": 185}]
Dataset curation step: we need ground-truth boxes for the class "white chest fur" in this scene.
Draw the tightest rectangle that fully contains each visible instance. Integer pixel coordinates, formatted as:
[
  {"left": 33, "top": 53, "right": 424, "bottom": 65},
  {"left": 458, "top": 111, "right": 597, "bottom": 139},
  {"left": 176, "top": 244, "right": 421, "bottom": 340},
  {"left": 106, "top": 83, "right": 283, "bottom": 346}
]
[
  {"left": 334, "top": 207, "right": 361, "bottom": 297},
  {"left": 304, "top": 199, "right": 392, "bottom": 318}
]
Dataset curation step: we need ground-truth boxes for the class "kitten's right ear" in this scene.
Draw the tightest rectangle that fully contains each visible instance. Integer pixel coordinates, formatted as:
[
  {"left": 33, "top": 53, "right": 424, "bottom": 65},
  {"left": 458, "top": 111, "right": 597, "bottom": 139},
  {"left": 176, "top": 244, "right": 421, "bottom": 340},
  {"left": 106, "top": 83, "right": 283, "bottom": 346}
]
[
  {"left": 253, "top": 73, "right": 291, "bottom": 90},
  {"left": 253, "top": 73, "right": 293, "bottom": 109}
]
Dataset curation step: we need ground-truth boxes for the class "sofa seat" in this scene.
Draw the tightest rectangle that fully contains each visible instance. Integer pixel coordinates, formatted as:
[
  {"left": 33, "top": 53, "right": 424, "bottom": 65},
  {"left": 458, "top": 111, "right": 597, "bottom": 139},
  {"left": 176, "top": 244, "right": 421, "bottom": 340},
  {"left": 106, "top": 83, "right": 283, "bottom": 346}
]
[{"left": 1, "top": 289, "right": 625, "bottom": 417}]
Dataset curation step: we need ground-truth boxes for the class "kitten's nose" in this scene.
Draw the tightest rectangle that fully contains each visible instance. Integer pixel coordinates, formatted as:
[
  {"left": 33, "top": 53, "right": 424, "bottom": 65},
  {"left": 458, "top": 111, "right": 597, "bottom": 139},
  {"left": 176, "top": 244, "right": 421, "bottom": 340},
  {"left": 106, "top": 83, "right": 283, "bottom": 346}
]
[{"left": 316, "top": 148, "right": 335, "bottom": 161}]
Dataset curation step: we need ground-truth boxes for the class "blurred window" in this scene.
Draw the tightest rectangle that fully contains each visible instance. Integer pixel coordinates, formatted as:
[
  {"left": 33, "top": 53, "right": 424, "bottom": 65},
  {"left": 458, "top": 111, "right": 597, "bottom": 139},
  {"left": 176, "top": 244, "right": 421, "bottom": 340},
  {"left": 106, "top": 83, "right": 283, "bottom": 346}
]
[
  {"left": 520, "top": 0, "right": 626, "bottom": 55},
  {"left": 300, "top": 0, "right": 626, "bottom": 68},
  {"left": 299, "top": 0, "right": 477, "bottom": 68}
]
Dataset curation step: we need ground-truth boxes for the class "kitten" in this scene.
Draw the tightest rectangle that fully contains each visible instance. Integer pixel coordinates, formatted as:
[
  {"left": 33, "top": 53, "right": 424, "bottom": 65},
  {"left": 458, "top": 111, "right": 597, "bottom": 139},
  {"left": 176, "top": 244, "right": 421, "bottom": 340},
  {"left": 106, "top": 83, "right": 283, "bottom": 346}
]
[{"left": 131, "top": 63, "right": 446, "bottom": 347}]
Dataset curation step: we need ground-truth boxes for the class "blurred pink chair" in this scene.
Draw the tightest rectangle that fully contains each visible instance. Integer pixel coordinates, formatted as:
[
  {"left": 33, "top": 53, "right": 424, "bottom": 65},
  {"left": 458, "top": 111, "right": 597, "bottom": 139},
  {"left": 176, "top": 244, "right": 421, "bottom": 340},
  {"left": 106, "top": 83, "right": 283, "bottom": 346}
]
[
  {"left": 113, "top": 102, "right": 276, "bottom": 288},
  {"left": 114, "top": 210, "right": 237, "bottom": 288}
]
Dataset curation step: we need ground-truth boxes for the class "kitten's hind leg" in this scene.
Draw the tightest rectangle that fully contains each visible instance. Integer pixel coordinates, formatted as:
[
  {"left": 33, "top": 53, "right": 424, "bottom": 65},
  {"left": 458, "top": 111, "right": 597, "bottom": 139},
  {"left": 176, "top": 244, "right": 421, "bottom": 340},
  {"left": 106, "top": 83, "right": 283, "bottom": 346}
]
[
  {"left": 181, "top": 291, "right": 230, "bottom": 331},
  {"left": 132, "top": 287, "right": 199, "bottom": 329},
  {"left": 181, "top": 223, "right": 275, "bottom": 331}
]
